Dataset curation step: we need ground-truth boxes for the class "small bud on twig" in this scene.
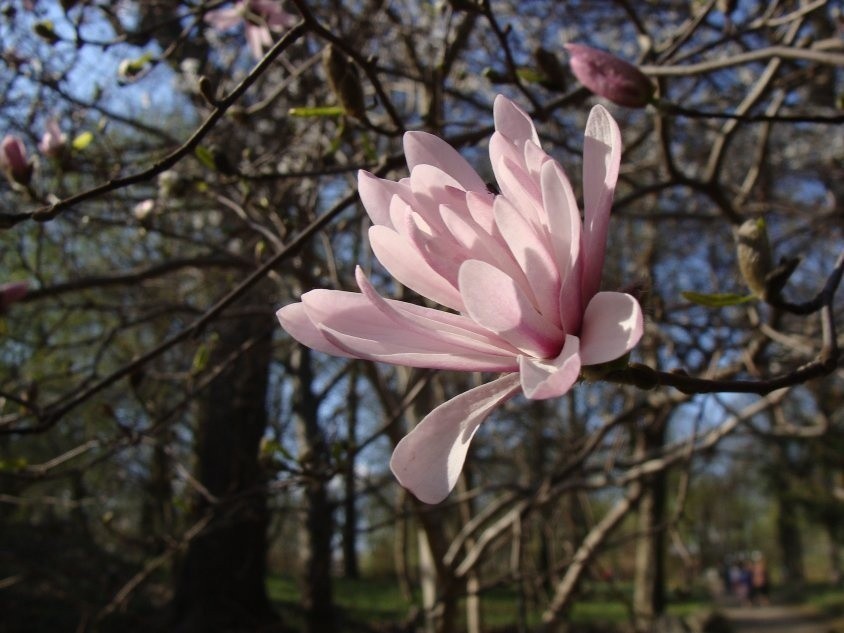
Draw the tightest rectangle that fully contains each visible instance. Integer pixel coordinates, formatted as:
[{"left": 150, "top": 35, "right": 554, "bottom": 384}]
[
  {"left": 565, "top": 43, "right": 654, "bottom": 108},
  {"left": 735, "top": 218, "right": 773, "bottom": 299},
  {"left": 322, "top": 44, "right": 367, "bottom": 121}
]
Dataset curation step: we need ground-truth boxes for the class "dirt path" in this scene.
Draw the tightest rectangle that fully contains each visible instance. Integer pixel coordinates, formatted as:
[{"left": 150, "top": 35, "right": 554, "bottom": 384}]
[{"left": 723, "top": 604, "right": 843, "bottom": 633}]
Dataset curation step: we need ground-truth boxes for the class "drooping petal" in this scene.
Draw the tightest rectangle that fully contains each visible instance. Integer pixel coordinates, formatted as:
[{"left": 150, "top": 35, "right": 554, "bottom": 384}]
[
  {"left": 390, "top": 373, "right": 522, "bottom": 504},
  {"left": 579, "top": 292, "right": 643, "bottom": 365},
  {"left": 404, "top": 131, "right": 486, "bottom": 192},
  {"left": 354, "top": 267, "right": 518, "bottom": 357},
  {"left": 276, "top": 302, "right": 356, "bottom": 358},
  {"left": 581, "top": 105, "right": 621, "bottom": 302},
  {"left": 369, "top": 225, "right": 464, "bottom": 311},
  {"left": 299, "top": 289, "right": 517, "bottom": 371},
  {"left": 459, "top": 259, "right": 562, "bottom": 358},
  {"left": 519, "top": 334, "right": 581, "bottom": 399}
]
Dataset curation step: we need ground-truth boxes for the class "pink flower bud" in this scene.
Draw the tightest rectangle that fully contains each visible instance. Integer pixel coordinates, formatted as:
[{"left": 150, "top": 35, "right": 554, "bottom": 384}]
[
  {"left": 565, "top": 43, "right": 653, "bottom": 108},
  {"left": 0, "top": 281, "right": 28, "bottom": 313},
  {"left": 0, "top": 135, "right": 33, "bottom": 185},
  {"left": 38, "top": 119, "right": 67, "bottom": 159}
]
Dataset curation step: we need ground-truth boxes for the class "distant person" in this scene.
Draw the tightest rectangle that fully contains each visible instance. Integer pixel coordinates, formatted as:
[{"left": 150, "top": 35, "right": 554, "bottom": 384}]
[{"left": 751, "top": 552, "right": 770, "bottom": 605}]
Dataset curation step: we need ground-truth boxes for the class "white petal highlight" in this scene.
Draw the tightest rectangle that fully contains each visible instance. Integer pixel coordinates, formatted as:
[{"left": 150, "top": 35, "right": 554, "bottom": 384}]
[{"left": 390, "top": 373, "right": 521, "bottom": 504}]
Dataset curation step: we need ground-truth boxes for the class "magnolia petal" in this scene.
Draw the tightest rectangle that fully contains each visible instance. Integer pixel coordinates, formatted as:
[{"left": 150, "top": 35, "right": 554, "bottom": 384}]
[
  {"left": 492, "top": 154, "right": 543, "bottom": 229},
  {"left": 204, "top": 8, "right": 243, "bottom": 30},
  {"left": 493, "top": 95, "right": 541, "bottom": 148},
  {"left": 582, "top": 105, "right": 622, "bottom": 302},
  {"left": 440, "top": 204, "right": 529, "bottom": 289},
  {"left": 493, "top": 196, "right": 560, "bottom": 326},
  {"left": 519, "top": 334, "right": 581, "bottom": 399},
  {"left": 409, "top": 164, "right": 466, "bottom": 233},
  {"left": 404, "top": 131, "right": 486, "bottom": 192},
  {"left": 300, "top": 289, "right": 517, "bottom": 371},
  {"left": 459, "top": 259, "right": 562, "bottom": 358},
  {"left": 245, "top": 24, "right": 269, "bottom": 60},
  {"left": 358, "top": 170, "right": 413, "bottom": 228},
  {"left": 390, "top": 373, "right": 522, "bottom": 504},
  {"left": 523, "top": 140, "right": 549, "bottom": 181},
  {"left": 276, "top": 302, "right": 356, "bottom": 358},
  {"left": 579, "top": 292, "right": 643, "bottom": 366},
  {"left": 369, "top": 225, "right": 464, "bottom": 312},
  {"left": 466, "top": 191, "right": 496, "bottom": 235},
  {"left": 354, "top": 267, "right": 517, "bottom": 357},
  {"left": 540, "top": 160, "right": 583, "bottom": 333}
]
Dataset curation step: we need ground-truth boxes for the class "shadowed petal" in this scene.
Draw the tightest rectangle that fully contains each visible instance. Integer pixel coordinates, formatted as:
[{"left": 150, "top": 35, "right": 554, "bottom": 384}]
[
  {"left": 540, "top": 160, "right": 583, "bottom": 333},
  {"left": 581, "top": 105, "right": 621, "bottom": 302},
  {"left": 519, "top": 334, "right": 581, "bottom": 399},
  {"left": 390, "top": 373, "right": 521, "bottom": 504},
  {"left": 493, "top": 196, "right": 560, "bottom": 326},
  {"left": 579, "top": 292, "right": 643, "bottom": 365},
  {"left": 459, "top": 259, "right": 562, "bottom": 358},
  {"left": 369, "top": 225, "right": 464, "bottom": 312}
]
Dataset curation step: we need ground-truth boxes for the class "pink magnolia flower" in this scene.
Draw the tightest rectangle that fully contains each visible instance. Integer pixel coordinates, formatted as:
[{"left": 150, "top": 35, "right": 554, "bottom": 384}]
[
  {"left": 205, "top": 0, "right": 296, "bottom": 61},
  {"left": 0, "top": 281, "right": 28, "bottom": 314},
  {"left": 278, "top": 96, "right": 643, "bottom": 504},
  {"left": 0, "top": 135, "right": 33, "bottom": 185},
  {"left": 566, "top": 43, "right": 654, "bottom": 108},
  {"left": 38, "top": 119, "right": 67, "bottom": 158}
]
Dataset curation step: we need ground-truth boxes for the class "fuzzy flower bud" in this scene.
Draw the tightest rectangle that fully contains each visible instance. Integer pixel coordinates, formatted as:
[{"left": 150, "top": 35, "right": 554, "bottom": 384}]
[
  {"left": 0, "top": 281, "right": 28, "bottom": 314},
  {"left": 323, "top": 44, "right": 367, "bottom": 120},
  {"left": 565, "top": 43, "right": 654, "bottom": 108},
  {"left": 38, "top": 119, "right": 67, "bottom": 158},
  {"left": 0, "top": 135, "right": 33, "bottom": 185},
  {"left": 736, "top": 218, "right": 773, "bottom": 299}
]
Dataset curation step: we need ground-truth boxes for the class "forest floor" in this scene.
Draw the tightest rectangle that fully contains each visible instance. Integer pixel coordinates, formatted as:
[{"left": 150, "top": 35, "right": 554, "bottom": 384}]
[{"left": 723, "top": 603, "right": 844, "bottom": 633}]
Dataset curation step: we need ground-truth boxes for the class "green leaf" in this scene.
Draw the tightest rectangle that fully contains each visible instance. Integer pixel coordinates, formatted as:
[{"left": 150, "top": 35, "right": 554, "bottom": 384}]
[
  {"left": 682, "top": 291, "right": 756, "bottom": 307},
  {"left": 194, "top": 146, "right": 216, "bottom": 171},
  {"left": 71, "top": 131, "right": 94, "bottom": 151},
  {"left": 516, "top": 67, "right": 545, "bottom": 84},
  {"left": 288, "top": 106, "right": 345, "bottom": 117}
]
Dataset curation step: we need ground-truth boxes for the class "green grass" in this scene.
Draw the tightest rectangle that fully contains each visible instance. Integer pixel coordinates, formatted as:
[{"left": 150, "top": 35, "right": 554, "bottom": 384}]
[
  {"left": 804, "top": 582, "right": 844, "bottom": 617},
  {"left": 267, "top": 574, "right": 710, "bottom": 631}
]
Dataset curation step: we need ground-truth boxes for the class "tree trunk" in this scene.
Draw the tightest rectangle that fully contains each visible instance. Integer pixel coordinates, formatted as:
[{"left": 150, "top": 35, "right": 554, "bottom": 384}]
[
  {"left": 776, "top": 489, "right": 805, "bottom": 586},
  {"left": 632, "top": 412, "right": 668, "bottom": 632},
  {"left": 291, "top": 347, "right": 336, "bottom": 633},
  {"left": 170, "top": 304, "right": 277, "bottom": 633},
  {"left": 342, "top": 365, "right": 360, "bottom": 579}
]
